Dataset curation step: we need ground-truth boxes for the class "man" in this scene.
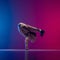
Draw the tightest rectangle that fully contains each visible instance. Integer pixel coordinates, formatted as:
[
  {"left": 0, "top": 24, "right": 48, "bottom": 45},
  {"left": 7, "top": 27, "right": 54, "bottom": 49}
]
[{"left": 18, "top": 22, "right": 45, "bottom": 50}]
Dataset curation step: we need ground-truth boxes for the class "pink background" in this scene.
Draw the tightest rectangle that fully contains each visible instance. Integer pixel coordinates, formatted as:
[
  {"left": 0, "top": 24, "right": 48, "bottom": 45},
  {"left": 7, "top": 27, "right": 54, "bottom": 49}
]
[{"left": 11, "top": 0, "right": 60, "bottom": 49}]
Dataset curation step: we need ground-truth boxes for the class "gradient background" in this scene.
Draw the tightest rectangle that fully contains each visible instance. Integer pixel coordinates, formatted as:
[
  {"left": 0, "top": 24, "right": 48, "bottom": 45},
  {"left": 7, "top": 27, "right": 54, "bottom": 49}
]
[{"left": 0, "top": 0, "right": 60, "bottom": 60}]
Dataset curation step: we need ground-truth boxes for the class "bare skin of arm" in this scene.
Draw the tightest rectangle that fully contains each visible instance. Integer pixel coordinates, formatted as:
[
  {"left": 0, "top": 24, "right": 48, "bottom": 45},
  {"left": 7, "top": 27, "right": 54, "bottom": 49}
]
[{"left": 25, "top": 37, "right": 29, "bottom": 50}]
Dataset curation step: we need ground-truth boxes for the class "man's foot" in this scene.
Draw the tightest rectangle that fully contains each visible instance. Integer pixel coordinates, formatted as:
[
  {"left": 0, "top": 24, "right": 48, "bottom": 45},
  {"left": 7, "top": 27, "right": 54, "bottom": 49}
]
[{"left": 40, "top": 30, "right": 45, "bottom": 37}]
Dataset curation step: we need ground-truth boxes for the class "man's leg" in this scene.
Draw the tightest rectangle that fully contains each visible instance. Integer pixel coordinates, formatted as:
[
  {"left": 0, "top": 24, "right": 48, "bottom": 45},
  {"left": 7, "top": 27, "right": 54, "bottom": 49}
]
[
  {"left": 27, "top": 25, "right": 41, "bottom": 32},
  {"left": 28, "top": 26, "right": 45, "bottom": 36}
]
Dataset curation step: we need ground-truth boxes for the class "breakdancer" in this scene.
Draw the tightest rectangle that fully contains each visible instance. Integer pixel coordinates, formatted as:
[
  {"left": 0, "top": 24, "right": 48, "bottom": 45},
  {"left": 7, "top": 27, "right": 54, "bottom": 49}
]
[{"left": 18, "top": 22, "right": 45, "bottom": 50}]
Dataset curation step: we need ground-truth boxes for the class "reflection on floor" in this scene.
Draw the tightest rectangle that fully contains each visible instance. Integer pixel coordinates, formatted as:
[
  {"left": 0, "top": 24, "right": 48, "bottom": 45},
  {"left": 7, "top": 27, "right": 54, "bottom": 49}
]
[{"left": 0, "top": 49, "right": 60, "bottom": 60}]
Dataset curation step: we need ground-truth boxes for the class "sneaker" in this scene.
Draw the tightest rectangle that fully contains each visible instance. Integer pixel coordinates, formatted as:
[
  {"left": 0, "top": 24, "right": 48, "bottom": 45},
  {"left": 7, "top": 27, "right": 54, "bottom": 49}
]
[{"left": 40, "top": 30, "right": 45, "bottom": 36}]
